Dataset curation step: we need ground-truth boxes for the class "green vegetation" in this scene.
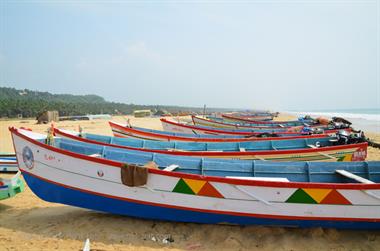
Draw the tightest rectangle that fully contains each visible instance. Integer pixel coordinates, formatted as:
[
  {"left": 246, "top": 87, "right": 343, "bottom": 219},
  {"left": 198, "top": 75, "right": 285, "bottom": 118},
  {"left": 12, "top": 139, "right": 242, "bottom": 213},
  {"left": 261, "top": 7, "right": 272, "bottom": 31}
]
[{"left": 0, "top": 87, "right": 221, "bottom": 118}]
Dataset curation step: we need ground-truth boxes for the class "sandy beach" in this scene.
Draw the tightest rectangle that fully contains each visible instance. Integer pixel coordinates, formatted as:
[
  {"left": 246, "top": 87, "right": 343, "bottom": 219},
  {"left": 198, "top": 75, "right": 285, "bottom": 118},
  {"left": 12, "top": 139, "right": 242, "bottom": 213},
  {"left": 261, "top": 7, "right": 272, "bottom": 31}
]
[{"left": 1, "top": 115, "right": 380, "bottom": 251}]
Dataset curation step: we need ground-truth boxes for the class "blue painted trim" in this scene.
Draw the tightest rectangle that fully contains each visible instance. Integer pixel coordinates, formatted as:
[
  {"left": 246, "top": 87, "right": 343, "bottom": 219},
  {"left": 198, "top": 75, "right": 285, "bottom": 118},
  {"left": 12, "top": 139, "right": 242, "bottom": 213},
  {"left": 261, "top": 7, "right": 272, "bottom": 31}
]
[{"left": 23, "top": 173, "right": 380, "bottom": 229}]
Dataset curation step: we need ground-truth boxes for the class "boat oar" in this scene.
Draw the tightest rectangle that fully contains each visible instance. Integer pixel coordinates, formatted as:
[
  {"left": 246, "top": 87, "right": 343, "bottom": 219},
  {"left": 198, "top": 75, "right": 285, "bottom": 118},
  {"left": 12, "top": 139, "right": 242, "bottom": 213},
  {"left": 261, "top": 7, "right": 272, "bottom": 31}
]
[
  {"left": 367, "top": 139, "right": 380, "bottom": 149},
  {"left": 82, "top": 238, "right": 90, "bottom": 251},
  {"left": 308, "top": 145, "right": 337, "bottom": 160},
  {"left": 335, "top": 170, "right": 380, "bottom": 201},
  {"left": 335, "top": 170, "right": 374, "bottom": 184},
  {"left": 234, "top": 186, "right": 272, "bottom": 205},
  {"left": 253, "top": 155, "right": 266, "bottom": 161}
]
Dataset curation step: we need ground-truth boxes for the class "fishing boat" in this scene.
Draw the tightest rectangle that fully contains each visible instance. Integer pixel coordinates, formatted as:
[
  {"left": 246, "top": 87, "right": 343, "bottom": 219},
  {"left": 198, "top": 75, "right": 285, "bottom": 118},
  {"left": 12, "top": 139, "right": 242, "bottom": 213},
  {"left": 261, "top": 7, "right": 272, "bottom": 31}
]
[
  {"left": 202, "top": 116, "right": 314, "bottom": 128},
  {"left": 191, "top": 116, "right": 325, "bottom": 131},
  {"left": 109, "top": 121, "right": 332, "bottom": 142},
  {"left": 223, "top": 113, "right": 275, "bottom": 121},
  {"left": 0, "top": 154, "right": 18, "bottom": 172},
  {"left": 207, "top": 115, "right": 315, "bottom": 127},
  {"left": 193, "top": 116, "right": 295, "bottom": 130},
  {"left": 192, "top": 116, "right": 350, "bottom": 131},
  {"left": 54, "top": 128, "right": 367, "bottom": 162},
  {"left": 221, "top": 114, "right": 313, "bottom": 125},
  {"left": 161, "top": 118, "right": 347, "bottom": 136},
  {"left": 222, "top": 112, "right": 275, "bottom": 121},
  {"left": 10, "top": 127, "right": 380, "bottom": 229},
  {"left": 0, "top": 171, "right": 24, "bottom": 200}
]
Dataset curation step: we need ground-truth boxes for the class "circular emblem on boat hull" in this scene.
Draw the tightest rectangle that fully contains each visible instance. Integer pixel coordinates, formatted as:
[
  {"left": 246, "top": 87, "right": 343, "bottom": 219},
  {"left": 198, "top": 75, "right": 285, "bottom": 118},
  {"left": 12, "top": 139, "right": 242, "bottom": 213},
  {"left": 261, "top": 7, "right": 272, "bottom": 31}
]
[{"left": 22, "top": 146, "right": 34, "bottom": 169}]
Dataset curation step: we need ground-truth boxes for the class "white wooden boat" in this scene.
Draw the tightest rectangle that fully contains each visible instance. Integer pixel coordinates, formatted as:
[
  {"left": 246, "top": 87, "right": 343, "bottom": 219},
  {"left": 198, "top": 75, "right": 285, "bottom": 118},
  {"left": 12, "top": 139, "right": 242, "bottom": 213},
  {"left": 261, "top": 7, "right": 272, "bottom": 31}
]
[
  {"left": 0, "top": 154, "right": 18, "bottom": 172},
  {"left": 10, "top": 127, "right": 380, "bottom": 229}
]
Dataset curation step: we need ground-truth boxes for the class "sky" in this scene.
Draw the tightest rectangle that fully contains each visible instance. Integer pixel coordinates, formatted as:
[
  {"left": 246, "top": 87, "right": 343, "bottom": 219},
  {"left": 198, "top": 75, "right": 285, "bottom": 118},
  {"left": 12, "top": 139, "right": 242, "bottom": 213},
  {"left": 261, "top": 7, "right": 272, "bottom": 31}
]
[{"left": 0, "top": 0, "right": 379, "bottom": 111}]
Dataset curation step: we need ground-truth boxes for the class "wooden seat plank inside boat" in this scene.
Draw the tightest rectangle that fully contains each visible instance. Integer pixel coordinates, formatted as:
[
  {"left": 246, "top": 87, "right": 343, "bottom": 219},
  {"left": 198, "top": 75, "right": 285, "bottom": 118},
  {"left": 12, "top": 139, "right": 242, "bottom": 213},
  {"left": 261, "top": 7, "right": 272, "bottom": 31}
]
[{"left": 163, "top": 164, "right": 179, "bottom": 172}]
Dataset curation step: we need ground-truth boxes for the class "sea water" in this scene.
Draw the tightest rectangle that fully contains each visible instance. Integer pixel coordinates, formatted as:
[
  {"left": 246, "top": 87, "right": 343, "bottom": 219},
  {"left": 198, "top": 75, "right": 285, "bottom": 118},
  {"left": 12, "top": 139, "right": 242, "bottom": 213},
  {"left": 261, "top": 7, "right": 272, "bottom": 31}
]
[{"left": 287, "top": 108, "right": 380, "bottom": 133}]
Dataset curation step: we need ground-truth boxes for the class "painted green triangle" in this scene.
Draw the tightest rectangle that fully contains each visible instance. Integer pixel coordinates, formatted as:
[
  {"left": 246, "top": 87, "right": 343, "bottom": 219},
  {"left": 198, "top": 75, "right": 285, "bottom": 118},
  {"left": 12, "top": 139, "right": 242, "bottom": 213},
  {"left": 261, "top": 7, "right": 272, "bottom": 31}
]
[
  {"left": 172, "top": 179, "right": 195, "bottom": 195},
  {"left": 286, "top": 189, "right": 317, "bottom": 204},
  {"left": 337, "top": 156, "right": 345, "bottom": 162}
]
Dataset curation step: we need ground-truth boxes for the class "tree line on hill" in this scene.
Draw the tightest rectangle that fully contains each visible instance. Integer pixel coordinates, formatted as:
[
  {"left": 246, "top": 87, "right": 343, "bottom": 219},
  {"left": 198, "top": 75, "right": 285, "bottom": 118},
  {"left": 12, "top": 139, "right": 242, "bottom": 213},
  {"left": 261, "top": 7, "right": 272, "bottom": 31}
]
[{"left": 0, "top": 87, "right": 222, "bottom": 118}]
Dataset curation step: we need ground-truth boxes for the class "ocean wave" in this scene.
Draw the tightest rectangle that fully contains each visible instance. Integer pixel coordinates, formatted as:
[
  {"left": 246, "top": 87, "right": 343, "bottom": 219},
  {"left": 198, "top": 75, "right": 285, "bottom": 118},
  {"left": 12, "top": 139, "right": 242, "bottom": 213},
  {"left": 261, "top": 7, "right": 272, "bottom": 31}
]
[{"left": 286, "top": 111, "right": 380, "bottom": 122}]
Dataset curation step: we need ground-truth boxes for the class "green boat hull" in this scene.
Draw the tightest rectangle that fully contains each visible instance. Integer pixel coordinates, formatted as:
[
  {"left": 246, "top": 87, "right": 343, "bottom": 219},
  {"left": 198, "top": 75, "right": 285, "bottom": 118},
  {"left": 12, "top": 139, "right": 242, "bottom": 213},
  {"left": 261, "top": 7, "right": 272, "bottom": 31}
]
[{"left": 0, "top": 174, "right": 24, "bottom": 200}]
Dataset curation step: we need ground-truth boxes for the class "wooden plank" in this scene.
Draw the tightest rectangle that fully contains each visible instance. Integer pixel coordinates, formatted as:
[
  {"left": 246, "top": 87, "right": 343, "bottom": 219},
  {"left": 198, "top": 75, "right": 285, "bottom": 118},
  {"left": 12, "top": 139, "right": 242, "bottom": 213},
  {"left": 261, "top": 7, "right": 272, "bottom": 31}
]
[
  {"left": 166, "top": 148, "right": 187, "bottom": 152},
  {"left": 163, "top": 164, "right": 179, "bottom": 172},
  {"left": 253, "top": 155, "right": 266, "bottom": 161},
  {"left": 336, "top": 169, "right": 375, "bottom": 184},
  {"left": 88, "top": 153, "right": 101, "bottom": 158},
  {"left": 307, "top": 145, "right": 336, "bottom": 160},
  {"left": 317, "top": 152, "right": 336, "bottom": 160},
  {"left": 234, "top": 186, "right": 272, "bottom": 205},
  {"left": 249, "top": 155, "right": 266, "bottom": 161},
  {"left": 226, "top": 176, "right": 289, "bottom": 182},
  {"left": 83, "top": 239, "right": 90, "bottom": 251},
  {"left": 319, "top": 152, "right": 336, "bottom": 159}
]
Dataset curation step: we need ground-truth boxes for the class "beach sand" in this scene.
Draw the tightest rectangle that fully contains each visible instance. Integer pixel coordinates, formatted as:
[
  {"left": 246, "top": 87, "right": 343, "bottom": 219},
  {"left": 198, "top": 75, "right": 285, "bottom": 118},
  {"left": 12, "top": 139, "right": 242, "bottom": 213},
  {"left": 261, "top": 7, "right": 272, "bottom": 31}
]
[{"left": 1, "top": 115, "right": 380, "bottom": 251}]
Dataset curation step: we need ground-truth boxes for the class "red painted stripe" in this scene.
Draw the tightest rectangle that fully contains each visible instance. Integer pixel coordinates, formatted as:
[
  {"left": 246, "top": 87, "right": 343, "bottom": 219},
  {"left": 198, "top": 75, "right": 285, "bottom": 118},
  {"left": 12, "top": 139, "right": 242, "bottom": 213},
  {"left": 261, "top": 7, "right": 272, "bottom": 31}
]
[
  {"left": 0, "top": 161, "right": 17, "bottom": 164},
  {"left": 10, "top": 127, "right": 378, "bottom": 189},
  {"left": 20, "top": 169, "right": 380, "bottom": 222}
]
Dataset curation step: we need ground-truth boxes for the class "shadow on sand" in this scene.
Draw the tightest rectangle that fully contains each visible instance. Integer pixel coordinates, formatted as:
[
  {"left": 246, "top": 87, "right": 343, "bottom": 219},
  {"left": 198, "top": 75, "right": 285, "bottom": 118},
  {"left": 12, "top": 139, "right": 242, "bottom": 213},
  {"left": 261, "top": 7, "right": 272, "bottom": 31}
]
[
  {"left": 1, "top": 204, "right": 380, "bottom": 251},
  {"left": 0, "top": 203, "right": 13, "bottom": 212}
]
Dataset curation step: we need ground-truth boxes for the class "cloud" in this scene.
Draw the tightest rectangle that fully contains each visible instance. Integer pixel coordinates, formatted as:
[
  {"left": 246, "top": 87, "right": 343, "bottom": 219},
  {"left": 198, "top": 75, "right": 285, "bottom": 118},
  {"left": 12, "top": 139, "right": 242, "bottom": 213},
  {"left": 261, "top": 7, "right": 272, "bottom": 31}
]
[
  {"left": 122, "top": 41, "right": 164, "bottom": 63},
  {"left": 75, "top": 57, "right": 90, "bottom": 70}
]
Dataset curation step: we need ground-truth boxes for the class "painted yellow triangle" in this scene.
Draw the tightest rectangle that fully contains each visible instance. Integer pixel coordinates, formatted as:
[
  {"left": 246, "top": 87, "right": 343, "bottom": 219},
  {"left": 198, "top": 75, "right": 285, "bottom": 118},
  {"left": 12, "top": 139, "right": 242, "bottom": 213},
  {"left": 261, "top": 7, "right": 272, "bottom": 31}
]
[
  {"left": 183, "top": 178, "right": 207, "bottom": 194},
  {"left": 343, "top": 154, "right": 352, "bottom": 161},
  {"left": 303, "top": 188, "right": 332, "bottom": 203}
]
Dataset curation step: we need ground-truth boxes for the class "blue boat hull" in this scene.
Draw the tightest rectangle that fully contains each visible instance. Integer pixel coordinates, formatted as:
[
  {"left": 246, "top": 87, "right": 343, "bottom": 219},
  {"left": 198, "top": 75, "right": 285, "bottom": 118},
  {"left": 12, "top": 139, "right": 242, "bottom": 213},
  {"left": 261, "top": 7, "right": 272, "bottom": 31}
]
[{"left": 24, "top": 172, "right": 379, "bottom": 229}]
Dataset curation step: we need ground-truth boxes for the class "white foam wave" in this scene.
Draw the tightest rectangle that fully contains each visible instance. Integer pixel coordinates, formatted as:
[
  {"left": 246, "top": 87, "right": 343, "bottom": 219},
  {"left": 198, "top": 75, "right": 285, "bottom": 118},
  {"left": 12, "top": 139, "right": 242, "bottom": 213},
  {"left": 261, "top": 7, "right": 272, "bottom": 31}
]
[
  {"left": 285, "top": 111, "right": 380, "bottom": 133},
  {"left": 287, "top": 111, "right": 380, "bottom": 122}
]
